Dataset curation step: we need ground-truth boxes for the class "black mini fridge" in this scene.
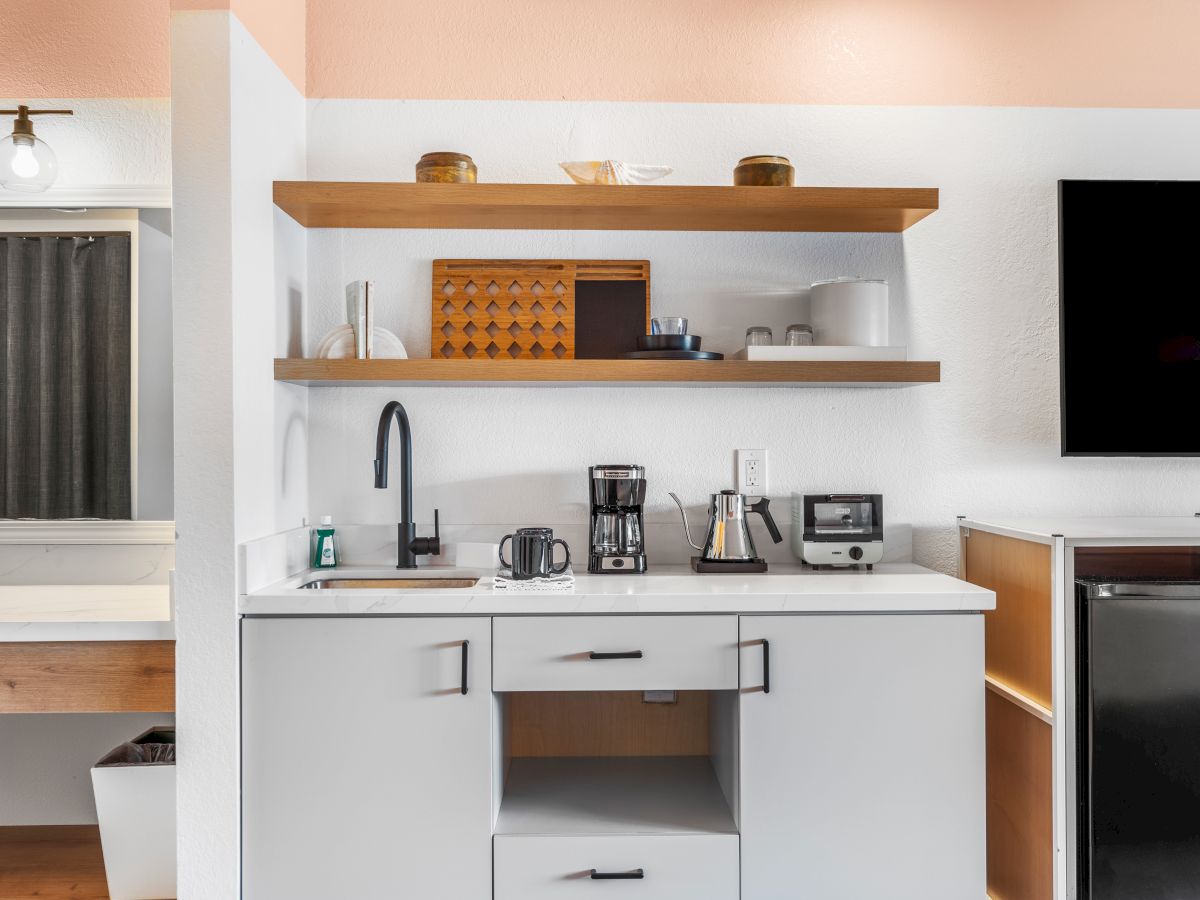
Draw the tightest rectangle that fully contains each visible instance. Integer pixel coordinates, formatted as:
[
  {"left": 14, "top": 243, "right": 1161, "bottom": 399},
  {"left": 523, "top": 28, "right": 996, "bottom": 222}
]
[{"left": 1076, "top": 580, "right": 1200, "bottom": 899}]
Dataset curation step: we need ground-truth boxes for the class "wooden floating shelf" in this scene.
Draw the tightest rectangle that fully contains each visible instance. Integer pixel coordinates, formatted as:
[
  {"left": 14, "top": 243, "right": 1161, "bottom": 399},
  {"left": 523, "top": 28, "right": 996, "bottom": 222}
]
[
  {"left": 273, "top": 182, "right": 938, "bottom": 232},
  {"left": 0, "top": 640, "right": 175, "bottom": 714},
  {"left": 274, "top": 358, "right": 940, "bottom": 387},
  {"left": 0, "top": 826, "right": 110, "bottom": 899}
]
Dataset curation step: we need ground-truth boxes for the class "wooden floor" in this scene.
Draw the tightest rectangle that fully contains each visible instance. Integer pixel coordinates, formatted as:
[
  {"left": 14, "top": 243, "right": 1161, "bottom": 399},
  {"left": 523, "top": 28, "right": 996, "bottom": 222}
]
[{"left": 0, "top": 826, "right": 109, "bottom": 900}]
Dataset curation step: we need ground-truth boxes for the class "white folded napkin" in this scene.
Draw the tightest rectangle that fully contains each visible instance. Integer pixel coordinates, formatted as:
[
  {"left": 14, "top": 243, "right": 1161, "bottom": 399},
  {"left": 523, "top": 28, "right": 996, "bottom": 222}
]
[{"left": 492, "top": 567, "right": 576, "bottom": 592}]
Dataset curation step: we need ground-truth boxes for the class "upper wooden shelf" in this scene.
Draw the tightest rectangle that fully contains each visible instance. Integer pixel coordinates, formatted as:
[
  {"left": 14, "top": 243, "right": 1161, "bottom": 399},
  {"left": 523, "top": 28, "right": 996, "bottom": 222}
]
[
  {"left": 273, "top": 182, "right": 939, "bottom": 232},
  {"left": 275, "top": 358, "right": 940, "bottom": 387}
]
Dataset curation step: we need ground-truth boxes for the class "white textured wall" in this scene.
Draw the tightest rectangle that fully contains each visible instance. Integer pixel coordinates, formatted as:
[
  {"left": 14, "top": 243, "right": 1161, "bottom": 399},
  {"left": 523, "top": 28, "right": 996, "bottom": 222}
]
[
  {"left": 0, "top": 98, "right": 169, "bottom": 189},
  {"left": 172, "top": 10, "right": 307, "bottom": 898},
  {"left": 303, "top": 101, "right": 1200, "bottom": 573},
  {"left": 0, "top": 713, "right": 174, "bottom": 825}
]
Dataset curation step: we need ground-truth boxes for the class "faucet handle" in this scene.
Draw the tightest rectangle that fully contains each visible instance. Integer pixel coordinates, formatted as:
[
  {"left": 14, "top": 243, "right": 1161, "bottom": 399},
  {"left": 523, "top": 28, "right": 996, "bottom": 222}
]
[{"left": 411, "top": 508, "right": 442, "bottom": 557}]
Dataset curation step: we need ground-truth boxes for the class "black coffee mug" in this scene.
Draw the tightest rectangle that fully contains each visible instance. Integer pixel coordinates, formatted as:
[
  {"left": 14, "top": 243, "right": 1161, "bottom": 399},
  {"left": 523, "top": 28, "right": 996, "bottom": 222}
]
[{"left": 499, "top": 527, "right": 571, "bottom": 579}]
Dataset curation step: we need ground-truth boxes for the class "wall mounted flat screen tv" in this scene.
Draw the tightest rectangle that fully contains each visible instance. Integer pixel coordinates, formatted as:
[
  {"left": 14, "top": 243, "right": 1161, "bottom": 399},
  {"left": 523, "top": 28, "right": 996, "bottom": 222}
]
[{"left": 1060, "top": 180, "right": 1200, "bottom": 456}]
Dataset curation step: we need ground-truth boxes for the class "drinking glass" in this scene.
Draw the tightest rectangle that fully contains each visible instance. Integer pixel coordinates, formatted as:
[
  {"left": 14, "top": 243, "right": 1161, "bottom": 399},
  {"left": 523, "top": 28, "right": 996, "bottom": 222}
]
[
  {"left": 785, "top": 324, "right": 814, "bottom": 346},
  {"left": 651, "top": 317, "right": 688, "bottom": 335},
  {"left": 745, "top": 326, "right": 773, "bottom": 346}
]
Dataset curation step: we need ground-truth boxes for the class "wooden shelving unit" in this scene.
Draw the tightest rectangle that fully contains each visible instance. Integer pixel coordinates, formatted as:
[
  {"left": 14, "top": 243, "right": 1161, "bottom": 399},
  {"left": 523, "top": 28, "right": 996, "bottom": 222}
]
[
  {"left": 0, "top": 826, "right": 109, "bottom": 899},
  {"left": 274, "top": 358, "right": 940, "bottom": 387},
  {"left": 273, "top": 182, "right": 938, "bottom": 232}
]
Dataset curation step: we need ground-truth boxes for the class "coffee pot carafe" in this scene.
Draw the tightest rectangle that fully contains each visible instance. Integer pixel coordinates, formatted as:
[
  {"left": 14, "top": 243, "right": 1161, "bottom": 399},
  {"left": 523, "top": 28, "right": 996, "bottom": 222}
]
[{"left": 669, "top": 490, "right": 783, "bottom": 572}]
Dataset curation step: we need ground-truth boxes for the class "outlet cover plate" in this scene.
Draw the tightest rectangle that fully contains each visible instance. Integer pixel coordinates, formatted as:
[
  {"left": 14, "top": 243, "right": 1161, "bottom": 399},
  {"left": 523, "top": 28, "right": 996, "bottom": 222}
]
[{"left": 737, "top": 448, "right": 767, "bottom": 495}]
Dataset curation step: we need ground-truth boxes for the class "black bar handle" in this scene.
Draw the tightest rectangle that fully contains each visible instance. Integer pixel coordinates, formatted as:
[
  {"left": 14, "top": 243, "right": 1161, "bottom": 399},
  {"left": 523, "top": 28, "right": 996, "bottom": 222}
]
[
  {"left": 762, "top": 638, "right": 770, "bottom": 694},
  {"left": 588, "top": 650, "right": 644, "bottom": 660},
  {"left": 460, "top": 640, "right": 469, "bottom": 695},
  {"left": 590, "top": 869, "right": 644, "bottom": 880}
]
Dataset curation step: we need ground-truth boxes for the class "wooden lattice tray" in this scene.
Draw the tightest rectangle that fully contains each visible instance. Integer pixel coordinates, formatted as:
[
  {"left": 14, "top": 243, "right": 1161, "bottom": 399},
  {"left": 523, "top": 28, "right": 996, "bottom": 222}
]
[{"left": 432, "top": 260, "right": 650, "bottom": 360}]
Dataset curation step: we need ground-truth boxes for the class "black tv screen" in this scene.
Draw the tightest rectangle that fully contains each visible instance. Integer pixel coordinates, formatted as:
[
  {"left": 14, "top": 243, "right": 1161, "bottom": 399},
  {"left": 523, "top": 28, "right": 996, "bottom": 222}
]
[{"left": 1060, "top": 180, "right": 1200, "bottom": 456}]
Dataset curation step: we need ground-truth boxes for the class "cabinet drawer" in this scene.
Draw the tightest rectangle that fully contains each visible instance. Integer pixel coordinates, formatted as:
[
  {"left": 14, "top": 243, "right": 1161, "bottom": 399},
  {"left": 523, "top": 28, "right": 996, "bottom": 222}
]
[
  {"left": 494, "top": 835, "right": 739, "bottom": 900},
  {"left": 493, "top": 616, "right": 737, "bottom": 691}
]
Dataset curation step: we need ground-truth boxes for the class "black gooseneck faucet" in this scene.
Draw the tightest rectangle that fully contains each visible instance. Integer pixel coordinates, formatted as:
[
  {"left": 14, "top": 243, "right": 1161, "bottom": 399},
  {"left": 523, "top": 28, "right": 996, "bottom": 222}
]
[{"left": 374, "top": 400, "right": 440, "bottom": 568}]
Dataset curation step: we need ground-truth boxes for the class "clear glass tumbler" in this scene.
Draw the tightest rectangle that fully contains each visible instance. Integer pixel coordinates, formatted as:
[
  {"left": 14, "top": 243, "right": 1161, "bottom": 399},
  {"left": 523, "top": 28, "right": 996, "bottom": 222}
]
[
  {"left": 785, "top": 324, "right": 814, "bottom": 346},
  {"left": 651, "top": 316, "right": 688, "bottom": 335},
  {"left": 745, "top": 326, "right": 773, "bottom": 346}
]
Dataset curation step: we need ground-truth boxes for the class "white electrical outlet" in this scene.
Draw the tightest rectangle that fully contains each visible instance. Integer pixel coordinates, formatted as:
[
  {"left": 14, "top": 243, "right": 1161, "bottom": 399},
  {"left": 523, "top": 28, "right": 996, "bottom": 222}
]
[{"left": 737, "top": 448, "right": 767, "bottom": 495}]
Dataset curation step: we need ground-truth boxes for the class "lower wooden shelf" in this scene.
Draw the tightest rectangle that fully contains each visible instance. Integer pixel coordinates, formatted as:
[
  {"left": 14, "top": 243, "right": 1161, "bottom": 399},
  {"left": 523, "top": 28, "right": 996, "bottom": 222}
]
[
  {"left": 0, "top": 826, "right": 109, "bottom": 900},
  {"left": 0, "top": 641, "right": 175, "bottom": 713},
  {"left": 275, "top": 357, "right": 941, "bottom": 387}
]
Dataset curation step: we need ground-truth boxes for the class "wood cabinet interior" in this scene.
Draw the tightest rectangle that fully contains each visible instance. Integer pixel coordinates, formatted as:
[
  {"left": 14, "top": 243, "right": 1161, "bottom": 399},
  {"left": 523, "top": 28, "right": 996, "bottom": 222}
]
[
  {"left": 0, "top": 640, "right": 175, "bottom": 713},
  {"left": 985, "top": 690, "right": 1053, "bottom": 900},
  {"left": 506, "top": 691, "right": 711, "bottom": 757},
  {"left": 497, "top": 691, "right": 738, "bottom": 838},
  {"left": 964, "top": 529, "right": 1053, "bottom": 709},
  {"left": 1074, "top": 545, "right": 1200, "bottom": 579}
]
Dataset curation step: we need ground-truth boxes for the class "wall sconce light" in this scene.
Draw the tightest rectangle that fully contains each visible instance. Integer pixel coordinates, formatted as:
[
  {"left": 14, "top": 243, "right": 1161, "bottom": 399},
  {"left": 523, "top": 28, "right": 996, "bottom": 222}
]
[{"left": 0, "top": 105, "right": 74, "bottom": 193}]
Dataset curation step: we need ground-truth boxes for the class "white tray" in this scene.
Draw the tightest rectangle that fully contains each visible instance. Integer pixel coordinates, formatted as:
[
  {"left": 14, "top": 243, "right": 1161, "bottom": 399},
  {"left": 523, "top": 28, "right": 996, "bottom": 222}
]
[{"left": 732, "top": 345, "right": 907, "bottom": 361}]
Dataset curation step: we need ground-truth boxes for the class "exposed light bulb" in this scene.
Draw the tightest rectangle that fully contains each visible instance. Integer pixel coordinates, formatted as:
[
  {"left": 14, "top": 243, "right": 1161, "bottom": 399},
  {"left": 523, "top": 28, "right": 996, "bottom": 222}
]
[{"left": 10, "top": 141, "right": 39, "bottom": 179}]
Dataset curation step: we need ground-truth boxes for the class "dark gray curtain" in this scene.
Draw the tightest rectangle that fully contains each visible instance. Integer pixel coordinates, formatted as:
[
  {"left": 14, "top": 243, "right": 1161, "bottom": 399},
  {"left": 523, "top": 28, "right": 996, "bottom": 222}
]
[{"left": 0, "top": 234, "right": 132, "bottom": 519}]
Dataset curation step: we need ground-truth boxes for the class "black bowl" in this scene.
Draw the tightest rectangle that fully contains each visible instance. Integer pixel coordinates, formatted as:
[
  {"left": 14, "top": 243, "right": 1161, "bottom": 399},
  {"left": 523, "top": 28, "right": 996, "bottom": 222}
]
[{"left": 636, "top": 334, "right": 702, "bottom": 352}]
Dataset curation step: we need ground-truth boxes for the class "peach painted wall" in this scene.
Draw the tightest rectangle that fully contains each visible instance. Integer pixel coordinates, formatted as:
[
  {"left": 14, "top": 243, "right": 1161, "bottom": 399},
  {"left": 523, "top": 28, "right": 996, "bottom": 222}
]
[
  {"left": 306, "top": 0, "right": 1200, "bottom": 107},
  {"left": 172, "top": 0, "right": 305, "bottom": 92},
  {"left": 3, "top": 0, "right": 1198, "bottom": 106},
  {"left": 0, "top": 0, "right": 169, "bottom": 97}
]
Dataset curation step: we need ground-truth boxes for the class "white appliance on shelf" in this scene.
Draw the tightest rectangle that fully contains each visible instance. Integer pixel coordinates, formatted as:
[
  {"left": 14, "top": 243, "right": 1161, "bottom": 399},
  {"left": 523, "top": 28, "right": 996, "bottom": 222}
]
[{"left": 810, "top": 277, "right": 889, "bottom": 346}]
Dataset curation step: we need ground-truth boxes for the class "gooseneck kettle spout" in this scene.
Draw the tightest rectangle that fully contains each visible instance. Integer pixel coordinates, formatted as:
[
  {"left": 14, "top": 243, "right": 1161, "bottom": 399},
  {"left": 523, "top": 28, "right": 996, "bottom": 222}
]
[{"left": 668, "top": 492, "right": 705, "bottom": 552}]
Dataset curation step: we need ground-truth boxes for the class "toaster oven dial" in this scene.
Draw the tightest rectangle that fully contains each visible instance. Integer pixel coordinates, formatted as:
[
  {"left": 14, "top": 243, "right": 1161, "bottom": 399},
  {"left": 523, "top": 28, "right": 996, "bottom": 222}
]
[{"left": 849, "top": 546, "right": 864, "bottom": 561}]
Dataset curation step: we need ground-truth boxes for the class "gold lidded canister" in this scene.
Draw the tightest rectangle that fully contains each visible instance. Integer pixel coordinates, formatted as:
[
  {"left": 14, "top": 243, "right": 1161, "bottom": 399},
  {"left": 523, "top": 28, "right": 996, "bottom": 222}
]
[
  {"left": 733, "top": 155, "right": 795, "bottom": 187},
  {"left": 415, "top": 152, "right": 477, "bottom": 184}
]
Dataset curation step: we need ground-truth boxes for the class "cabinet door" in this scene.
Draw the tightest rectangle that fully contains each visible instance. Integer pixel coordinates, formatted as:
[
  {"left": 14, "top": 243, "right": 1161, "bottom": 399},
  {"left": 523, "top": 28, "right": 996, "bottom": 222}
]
[
  {"left": 242, "top": 617, "right": 492, "bottom": 899},
  {"left": 739, "top": 614, "right": 985, "bottom": 900}
]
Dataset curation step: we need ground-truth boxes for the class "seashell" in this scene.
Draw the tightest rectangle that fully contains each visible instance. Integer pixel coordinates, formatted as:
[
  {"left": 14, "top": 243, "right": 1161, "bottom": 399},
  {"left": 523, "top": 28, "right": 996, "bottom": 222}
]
[{"left": 559, "top": 161, "right": 673, "bottom": 186}]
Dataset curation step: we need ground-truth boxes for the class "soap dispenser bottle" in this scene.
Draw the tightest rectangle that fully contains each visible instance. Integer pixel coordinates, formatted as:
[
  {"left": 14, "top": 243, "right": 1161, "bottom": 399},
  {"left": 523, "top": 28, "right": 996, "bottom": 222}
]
[{"left": 312, "top": 516, "right": 339, "bottom": 568}]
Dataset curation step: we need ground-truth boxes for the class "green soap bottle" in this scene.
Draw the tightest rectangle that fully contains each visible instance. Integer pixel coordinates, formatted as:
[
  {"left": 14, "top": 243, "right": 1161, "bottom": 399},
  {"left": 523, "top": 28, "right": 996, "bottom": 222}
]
[{"left": 312, "top": 516, "right": 339, "bottom": 568}]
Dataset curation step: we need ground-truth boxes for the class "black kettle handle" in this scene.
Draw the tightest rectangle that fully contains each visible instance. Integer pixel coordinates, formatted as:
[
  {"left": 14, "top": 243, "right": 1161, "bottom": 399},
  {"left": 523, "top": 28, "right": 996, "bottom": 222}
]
[{"left": 749, "top": 497, "right": 783, "bottom": 544}]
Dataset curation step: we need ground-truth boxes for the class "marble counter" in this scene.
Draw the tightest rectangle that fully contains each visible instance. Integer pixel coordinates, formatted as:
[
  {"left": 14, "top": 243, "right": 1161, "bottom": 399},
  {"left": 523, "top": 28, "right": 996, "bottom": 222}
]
[
  {"left": 240, "top": 563, "right": 994, "bottom": 616},
  {"left": 0, "top": 584, "right": 173, "bottom": 641}
]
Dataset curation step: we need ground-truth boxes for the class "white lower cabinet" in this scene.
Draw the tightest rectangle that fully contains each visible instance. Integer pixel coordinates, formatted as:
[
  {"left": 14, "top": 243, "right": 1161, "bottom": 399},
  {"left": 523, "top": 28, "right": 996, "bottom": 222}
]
[
  {"left": 241, "top": 617, "right": 493, "bottom": 899},
  {"left": 738, "top": 614, "right": 986, "bottom": 899},
  {"left": 241, "top": 610, "right": 985, "bottom": 899},
  {"left": 493, "top": 835, "right": 740, "bottom": 899}
]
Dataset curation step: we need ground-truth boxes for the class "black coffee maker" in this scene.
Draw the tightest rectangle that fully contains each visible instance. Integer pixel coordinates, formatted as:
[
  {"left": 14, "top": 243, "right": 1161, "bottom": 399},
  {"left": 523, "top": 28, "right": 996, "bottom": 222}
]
[{"left": 588, "top": 465, "right": 647, "bottom": 574}]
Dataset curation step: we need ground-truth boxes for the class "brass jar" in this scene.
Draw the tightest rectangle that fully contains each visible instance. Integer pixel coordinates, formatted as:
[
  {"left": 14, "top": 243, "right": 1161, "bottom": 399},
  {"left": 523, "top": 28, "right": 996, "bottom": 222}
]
[
  {"left": 415, "top": 152, "right": 477, "bottom": 184},
  {"left": 733, "top": 155, "right": 795, "bottom": 187}
]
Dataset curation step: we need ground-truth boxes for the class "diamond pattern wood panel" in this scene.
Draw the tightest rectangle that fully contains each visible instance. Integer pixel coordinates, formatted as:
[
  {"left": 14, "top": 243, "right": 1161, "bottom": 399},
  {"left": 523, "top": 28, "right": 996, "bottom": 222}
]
[{"left": 431, "top": 260, "right": 649, "bottom": 360}]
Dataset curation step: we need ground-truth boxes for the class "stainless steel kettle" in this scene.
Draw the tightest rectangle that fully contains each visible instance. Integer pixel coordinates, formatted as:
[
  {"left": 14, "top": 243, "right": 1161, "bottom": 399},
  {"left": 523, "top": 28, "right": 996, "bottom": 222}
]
[{"left": 669, "top": 490, "right": 783, "bottom": 561}]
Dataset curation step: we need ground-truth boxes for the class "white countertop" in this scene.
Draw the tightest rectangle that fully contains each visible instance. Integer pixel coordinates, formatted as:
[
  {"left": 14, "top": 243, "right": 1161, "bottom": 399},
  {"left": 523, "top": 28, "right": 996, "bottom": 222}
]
[
  {"left": 0, "top": 584, "right": 173, "bottom": 641},
  {"left": 239, "top": 563, "right": 994, "bottom": 615},
  {"left": 961, "top": 515, "right": 1200, "bottom": 543}
]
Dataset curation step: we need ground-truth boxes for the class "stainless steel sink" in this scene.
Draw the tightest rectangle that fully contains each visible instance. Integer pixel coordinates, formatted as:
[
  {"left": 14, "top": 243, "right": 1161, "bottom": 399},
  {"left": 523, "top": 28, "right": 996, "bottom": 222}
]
[{"left": 299, "top": 577, "right": 479, "bottom": 590}]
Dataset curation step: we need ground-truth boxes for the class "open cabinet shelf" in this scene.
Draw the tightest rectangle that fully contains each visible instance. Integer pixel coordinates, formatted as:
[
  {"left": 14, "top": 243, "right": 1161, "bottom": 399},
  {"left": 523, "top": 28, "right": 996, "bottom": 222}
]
[
  {"left": 496, "top": 757, "right": 737, "bottom": 837},
  {"left": 273, "top": 182, "right": 938, "bottom": 232},
  {"left": 274, "top": 358, "right": 940, "bottom": 387},
  {"left": 0, "top": 826, "right": 109, "bottom": 899}
]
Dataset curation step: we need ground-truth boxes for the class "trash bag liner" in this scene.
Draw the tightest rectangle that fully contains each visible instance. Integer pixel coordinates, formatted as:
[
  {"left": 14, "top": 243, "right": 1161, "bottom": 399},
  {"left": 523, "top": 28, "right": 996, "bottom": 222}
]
[{"left": 95, "top": 727, "right": 176, "bottom": 767}]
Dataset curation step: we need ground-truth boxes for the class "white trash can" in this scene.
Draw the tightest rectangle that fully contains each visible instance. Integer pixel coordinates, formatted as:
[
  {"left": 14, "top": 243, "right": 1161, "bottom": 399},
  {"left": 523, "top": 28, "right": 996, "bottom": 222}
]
[{"left": 91, "top": 726, "right": 177, "bottom": 900}]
